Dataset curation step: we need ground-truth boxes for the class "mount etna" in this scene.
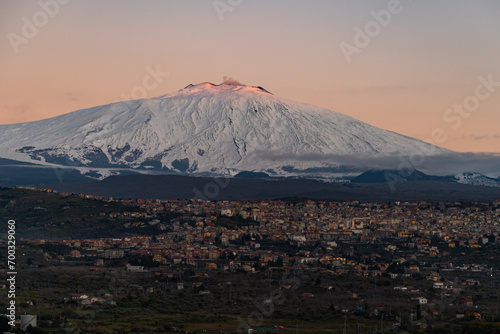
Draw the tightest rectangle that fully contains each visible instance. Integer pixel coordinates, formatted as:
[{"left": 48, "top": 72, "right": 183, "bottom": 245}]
[
  {"left": 1, "top": 81, "right": 499, "bottom": 200},
  {"left": 0, "top": 82, "right": 447, "bottom": 177}
]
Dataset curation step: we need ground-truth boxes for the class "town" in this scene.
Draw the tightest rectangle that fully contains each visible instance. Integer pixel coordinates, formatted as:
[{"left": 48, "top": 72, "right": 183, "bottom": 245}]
[{"left": 1, "top": 189, "right": 500, "bottom": 333}]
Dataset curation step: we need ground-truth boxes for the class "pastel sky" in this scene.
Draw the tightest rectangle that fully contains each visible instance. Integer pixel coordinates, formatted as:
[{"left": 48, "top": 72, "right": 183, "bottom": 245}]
[{"left": 1, "top": 0, "right": 499, "bottom": 152}]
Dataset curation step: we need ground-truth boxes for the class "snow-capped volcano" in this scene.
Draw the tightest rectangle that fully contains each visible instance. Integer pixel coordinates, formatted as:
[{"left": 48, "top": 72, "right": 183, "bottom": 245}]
[{"left": 0, "top": 82, "right": 449, "bottom": 178}]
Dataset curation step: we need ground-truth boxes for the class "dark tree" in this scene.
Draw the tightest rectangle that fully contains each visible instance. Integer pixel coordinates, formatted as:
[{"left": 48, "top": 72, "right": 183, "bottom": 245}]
[{"left": 0, "top": 316, "right": 11, "bottom": 332}]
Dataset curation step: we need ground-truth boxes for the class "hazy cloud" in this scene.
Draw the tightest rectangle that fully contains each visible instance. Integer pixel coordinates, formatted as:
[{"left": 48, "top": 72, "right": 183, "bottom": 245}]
[
  {"left": 4, "top": 104, "right": 29, "bottom": 115},
  {"left": 460, "top": 134, "right": 500, "bottom": 141},
  {"left": 2, "top": 104, "right": 31, "bottom": 123},
  {"left": 339, "top": 83, "right": 435, "bottom": 95},
  {"left": 62, "top": 92, "right": 83, "bottom": 102},
  {"left": 256, "top": 151, "right": 500, "bottom": 177},
  {"left": 222, "top": 76, "right": 243, "bottom": 86},
  {"left": 415, "top": 152, "right": 500, "bottom": 177}
]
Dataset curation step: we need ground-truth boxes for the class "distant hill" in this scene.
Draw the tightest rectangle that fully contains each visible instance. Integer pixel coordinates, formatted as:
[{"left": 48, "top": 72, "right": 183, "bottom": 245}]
[
  {"left": 0, "top": 187, "right": 147, "bottom": 239},
  {"left": 0, "top": 163, "right": 91, "bottom": 187},
  {"left": 234, "top": 171, "right": 271, "bottom": 179},
  {"left": 351, "top": 169, "right": 454, "bottom": 183},
  {"left": 47, "top": 174, "right": 500, "bottom": 202}
]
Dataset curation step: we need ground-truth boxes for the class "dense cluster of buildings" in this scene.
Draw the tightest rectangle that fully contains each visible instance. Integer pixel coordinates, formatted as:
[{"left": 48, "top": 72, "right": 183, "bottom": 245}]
[
  {"left": 8, "top": 193, "right": 499, "bottom": 331},
  {"left": 27, "top": 197, "right": 500, "bottom": 276}
]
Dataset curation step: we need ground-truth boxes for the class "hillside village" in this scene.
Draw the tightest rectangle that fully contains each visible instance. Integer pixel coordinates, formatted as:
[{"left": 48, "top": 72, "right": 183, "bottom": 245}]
[
  {"left": 26, "top": 193, "right": 500, "bottom": 272},
  {"left": 2, "top": 189, "right": 500, "bottom": 333}
]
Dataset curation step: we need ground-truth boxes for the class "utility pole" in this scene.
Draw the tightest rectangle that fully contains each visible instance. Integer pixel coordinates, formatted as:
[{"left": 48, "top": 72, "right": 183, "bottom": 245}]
[
  {"left": 343, "top": 314, "right": 347, "bottom": 334},
  {"left": 496, "top": 290, "right": 499, "bottom": 321}
]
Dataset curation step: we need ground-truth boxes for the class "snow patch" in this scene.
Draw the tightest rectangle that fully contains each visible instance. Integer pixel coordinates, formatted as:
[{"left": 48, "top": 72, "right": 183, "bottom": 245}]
[{"left": 0, "top": 82, "right": 449, "bottom": 179}]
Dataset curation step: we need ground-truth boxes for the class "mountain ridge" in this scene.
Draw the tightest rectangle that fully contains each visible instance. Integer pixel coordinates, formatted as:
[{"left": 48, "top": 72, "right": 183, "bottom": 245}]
[
  {"left": 0, "top": 82, "right": 449, "bottom": 179},
  {"left": 46, "top": 173, "right": 500, "bottom": 202}
]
